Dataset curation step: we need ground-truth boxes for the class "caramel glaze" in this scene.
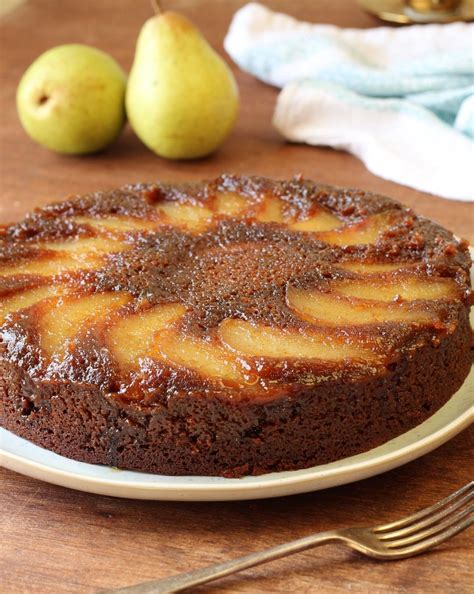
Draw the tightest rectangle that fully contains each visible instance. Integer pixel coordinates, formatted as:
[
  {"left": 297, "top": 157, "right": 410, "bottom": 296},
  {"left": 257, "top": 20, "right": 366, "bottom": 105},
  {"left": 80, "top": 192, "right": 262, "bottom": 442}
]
[{"left": 0, "top": 175, "right": 472, "bottom": 411}]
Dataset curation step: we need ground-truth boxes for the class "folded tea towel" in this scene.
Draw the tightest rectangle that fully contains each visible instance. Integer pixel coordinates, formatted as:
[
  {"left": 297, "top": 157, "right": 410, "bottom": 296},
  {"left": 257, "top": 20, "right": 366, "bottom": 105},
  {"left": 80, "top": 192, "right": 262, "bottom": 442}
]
[{"left": 224, "top": 3, "right": 474, "bottom": 201}]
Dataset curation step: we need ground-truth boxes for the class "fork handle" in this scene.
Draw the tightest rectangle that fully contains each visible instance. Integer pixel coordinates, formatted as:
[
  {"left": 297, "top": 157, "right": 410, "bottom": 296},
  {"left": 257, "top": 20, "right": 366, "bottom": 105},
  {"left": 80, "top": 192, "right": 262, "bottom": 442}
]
[{"left": 104, "top": 531, "right": 341, "bottom": 594}]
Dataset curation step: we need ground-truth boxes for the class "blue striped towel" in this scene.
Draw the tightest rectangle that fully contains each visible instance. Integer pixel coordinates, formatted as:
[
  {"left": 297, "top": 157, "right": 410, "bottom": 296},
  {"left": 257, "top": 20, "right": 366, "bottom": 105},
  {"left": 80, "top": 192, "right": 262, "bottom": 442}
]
[{"left": 225, "top": 3, "right": 474, "bottom": 201}]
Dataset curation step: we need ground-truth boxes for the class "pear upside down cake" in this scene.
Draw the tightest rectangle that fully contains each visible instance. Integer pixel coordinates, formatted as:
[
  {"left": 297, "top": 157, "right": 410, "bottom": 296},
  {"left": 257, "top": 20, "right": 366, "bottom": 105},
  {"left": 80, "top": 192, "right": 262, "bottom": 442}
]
[{"left": 0, "top": 175, "right": 472, "bottom": 477}]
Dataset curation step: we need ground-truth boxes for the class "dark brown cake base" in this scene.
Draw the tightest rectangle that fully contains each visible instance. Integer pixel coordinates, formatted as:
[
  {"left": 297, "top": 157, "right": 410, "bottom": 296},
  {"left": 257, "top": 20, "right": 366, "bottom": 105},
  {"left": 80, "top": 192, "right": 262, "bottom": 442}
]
[{"left": 1, "top": 309, "right": 471, "bottom": 477}]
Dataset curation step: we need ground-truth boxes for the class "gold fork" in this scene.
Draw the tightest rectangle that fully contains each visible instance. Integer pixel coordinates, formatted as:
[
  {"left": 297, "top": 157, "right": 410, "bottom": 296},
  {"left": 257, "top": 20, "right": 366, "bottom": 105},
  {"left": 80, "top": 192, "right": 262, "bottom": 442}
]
[{"left": 104, "top": 481, "right": 473, "bottom": 594}]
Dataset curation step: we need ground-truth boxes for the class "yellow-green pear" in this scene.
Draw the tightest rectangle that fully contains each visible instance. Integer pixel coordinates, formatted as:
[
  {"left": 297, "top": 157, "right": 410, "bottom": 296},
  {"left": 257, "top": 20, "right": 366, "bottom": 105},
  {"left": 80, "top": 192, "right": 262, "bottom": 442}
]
[
  {"left": 17, "top": 44, "right": 127, "bottom": 155},
  {"left": 126, "top": 11, "right": 239, "bottom": 160}
]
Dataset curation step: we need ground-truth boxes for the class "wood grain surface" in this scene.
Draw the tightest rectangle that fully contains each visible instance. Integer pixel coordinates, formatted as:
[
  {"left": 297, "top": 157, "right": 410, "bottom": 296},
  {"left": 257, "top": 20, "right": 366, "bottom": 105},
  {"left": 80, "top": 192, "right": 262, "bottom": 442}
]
[{"left": 0, "top": 1, "right": 472, "bottom": 592}]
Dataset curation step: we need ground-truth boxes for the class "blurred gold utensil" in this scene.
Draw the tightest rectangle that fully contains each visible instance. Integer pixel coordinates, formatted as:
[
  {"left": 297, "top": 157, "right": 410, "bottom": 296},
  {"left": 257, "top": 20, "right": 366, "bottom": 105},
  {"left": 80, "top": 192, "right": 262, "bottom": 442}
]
[{"left": 359, "top": 0, "right": 474, "bottom": 23}]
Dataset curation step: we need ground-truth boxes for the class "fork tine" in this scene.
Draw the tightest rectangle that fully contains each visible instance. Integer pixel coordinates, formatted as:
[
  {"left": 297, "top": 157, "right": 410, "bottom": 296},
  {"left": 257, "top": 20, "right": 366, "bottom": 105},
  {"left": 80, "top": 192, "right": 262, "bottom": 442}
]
[
  {"left": 374, "top": 482, "right": 474, "bottom": 533},
  {"left": 383, "top": 505, "right": 473, "bottom": 549},
  {"left": 377, "top": 490, "right": 473, "bottom": 540},
  {"left": 383, "top": 515, "right": 474, "bottom": 558}
]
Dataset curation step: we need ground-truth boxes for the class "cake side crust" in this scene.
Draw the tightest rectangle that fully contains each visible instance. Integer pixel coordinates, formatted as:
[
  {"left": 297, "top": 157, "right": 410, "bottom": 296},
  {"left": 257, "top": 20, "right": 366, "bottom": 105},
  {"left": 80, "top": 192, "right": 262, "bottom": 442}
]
[{"left": 1, "top": 308, "right": 471, "bottom": 477}]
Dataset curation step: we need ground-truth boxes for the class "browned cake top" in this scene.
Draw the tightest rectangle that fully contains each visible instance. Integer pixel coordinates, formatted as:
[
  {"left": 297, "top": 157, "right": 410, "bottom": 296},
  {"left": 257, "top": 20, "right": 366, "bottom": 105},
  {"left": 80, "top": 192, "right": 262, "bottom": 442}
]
[{"left": 0, "top": 175, "right": 471, "bottom": 405}]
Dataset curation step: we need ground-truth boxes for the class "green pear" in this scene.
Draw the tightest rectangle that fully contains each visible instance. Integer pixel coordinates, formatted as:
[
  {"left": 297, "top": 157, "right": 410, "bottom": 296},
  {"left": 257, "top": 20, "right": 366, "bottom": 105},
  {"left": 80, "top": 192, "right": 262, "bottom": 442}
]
[
  {"left": 17, "top": 44, "right": 127, "bottom": 155},
  {"left": 126, "top": 11, "right": 239, "bottom": 160}
]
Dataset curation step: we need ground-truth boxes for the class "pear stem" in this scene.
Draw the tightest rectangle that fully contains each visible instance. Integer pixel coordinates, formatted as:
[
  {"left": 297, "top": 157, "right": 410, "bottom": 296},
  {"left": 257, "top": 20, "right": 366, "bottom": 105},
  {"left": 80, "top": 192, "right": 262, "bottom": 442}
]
[{"left": 150, "top": 0, "right": 162, "bottom": 15}]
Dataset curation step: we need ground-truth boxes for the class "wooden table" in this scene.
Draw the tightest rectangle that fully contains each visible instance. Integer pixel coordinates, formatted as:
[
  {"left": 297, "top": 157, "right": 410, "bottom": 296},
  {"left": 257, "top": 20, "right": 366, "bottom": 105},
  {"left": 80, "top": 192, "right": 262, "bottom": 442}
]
[{"left": 0, "top": 1, "right": 472, "bottom": 592}]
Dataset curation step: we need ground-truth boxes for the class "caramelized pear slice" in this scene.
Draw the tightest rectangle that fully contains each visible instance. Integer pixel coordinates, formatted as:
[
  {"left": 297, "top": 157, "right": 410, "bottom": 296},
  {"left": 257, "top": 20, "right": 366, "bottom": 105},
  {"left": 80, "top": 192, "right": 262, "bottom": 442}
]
[
  {"left": 0, "top": 285, "right": 63, "bottom": 324},
  {"left": 40, "top": 292, "right": 131, "bottom": 357},
  {"left": 254, "top": 197, "right": 284, "bottom": 223},
  {"left": 74, "top": 216, "right": 158, "bottom": 233},
  {"left": 333, "top": 276, "right": 458, "bottom": 302},
  {"left": 156, "top": 331, "right": 243, "bottom": 383},
  {"left": 0, "top": 252, "right": 103, "bottom": 277},
  {"left": 108, "top": 303, "right": 186, "bottom": 367},
  {"left": 157, "top": 202, "right": 213, "bottom": 232},
  {"left": 287, "top": 286, "right": 436, "bottom": 327},
  {"left": 315, "top": 212, "right": 396, "bottom": 246},
  {"left": 42, "top": 237, "right": 128, "bottom": 254},
  {"left": 215, "top": 192, "right": 247, "bottom": 217},
  {"left": 337, "top": 261, "right": 414, "bottom": 274},
  {"left": 219, "top": 319, "right": 376, "bottom": 362},
  {"left": 289, "top": 209, "right": 342, "bottom": 232}
]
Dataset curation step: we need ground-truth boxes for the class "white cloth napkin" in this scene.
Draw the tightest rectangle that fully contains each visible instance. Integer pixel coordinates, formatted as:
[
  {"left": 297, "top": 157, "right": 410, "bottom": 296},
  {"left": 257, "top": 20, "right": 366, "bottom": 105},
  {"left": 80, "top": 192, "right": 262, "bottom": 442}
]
[{"left": 224, "top": 3, "right": 474, "bottom": 201}]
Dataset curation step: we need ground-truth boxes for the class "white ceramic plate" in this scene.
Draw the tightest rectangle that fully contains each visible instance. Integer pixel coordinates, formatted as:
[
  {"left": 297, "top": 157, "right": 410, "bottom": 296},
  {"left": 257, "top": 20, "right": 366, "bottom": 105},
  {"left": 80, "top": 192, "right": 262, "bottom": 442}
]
[{"left": 1, "top": 254, "right": 473, "bottom": 500}]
